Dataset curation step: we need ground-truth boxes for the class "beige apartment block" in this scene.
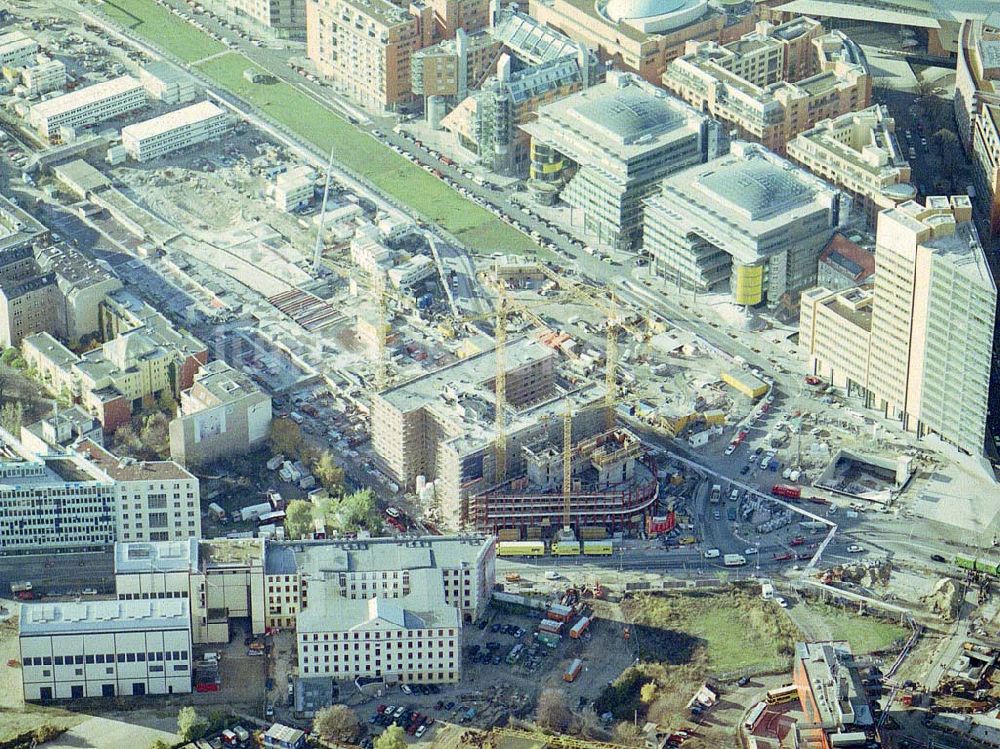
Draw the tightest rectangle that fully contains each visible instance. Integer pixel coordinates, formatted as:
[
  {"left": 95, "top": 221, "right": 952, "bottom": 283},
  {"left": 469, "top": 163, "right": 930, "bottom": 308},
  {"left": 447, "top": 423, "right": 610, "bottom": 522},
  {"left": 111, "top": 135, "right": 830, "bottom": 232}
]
[
  {"left": 201, "top": 0, "right": 307, "bottom": 37},
  {"left": 306, "top": 0, "right": 434, "bottom": 111},
  {"left": 800, "top": 196, "right": 997, "bottom": 455},
  {"left": 787, "top": 105, "right": 914, "bottom": 226},
  {"left": 663, "top": 18, "right": 870, "bottom": 155}
]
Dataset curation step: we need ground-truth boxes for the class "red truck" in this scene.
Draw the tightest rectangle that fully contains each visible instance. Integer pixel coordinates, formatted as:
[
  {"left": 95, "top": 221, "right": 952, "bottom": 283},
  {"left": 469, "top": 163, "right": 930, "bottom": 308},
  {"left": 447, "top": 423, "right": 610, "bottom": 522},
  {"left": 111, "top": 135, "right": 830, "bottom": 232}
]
[
  {"left": 771, "top": 484, "right": 801, "bottom": 499},
  {"left": 789, "top": 537, "right": 805, "bottom": 547}
]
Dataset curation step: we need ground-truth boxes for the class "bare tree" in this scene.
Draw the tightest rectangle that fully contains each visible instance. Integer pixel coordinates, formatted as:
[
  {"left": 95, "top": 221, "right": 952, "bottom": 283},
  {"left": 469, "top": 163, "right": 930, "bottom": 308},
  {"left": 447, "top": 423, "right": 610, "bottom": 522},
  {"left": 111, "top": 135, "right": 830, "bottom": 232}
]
[
  {"left": 536, "top": 689, "right": 572, "bottom": 732},
  {"left": 314, "top": 704, "right": 360, "bottom": 743}
]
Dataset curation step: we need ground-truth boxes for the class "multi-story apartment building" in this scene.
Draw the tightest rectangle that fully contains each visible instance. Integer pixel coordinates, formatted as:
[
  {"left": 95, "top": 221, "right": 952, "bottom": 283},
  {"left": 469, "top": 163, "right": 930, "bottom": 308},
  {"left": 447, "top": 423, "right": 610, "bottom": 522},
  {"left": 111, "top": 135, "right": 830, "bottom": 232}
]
[
  {"left": 168, "top": 360, "right": 273, "bottom": 467},
  {"left": 0, "top": 31, "right": 39, "bottom": 69},
  {"left": 28, "top": 76, "right": 147, "bottom": 141},
  {"left": 19, "top": 599, "right": 192, "bottom": 700},
  {"left": 76, "top": 439, "right": 202, "bottom": 543},
  {"left": 306, "top": 0, "right": 434, "bottom": 112},
  {"left": 0, "top": 244, "right": 121, "bottom": 348},
  {"left": 663, "top": 19, "right": 870, "bottom": 155},
  {"left": 0, "top": 262, "right": 66, "bottom": 346},
  {"left": 21, "top": 57, "right": 67, "bottom": 97},
  {"left": 36, "top": 245, "right": 124, "bottom": 345},
  {"left": 643, "top": 140, "right": 843, "bottom": 307},
  {"left": 0, "top": 194, "right": 49, "bottom": 254},
  {"left": 202, "top": 0, "right": 307, "bottom": 38},
  {"left": 20, "top": 405, "right": 104, "bottom": 456},
  {"left": 529, "top": 0, "right": 728, "bottom": 84},
  {"left": 121, "top": 101, "right": 231, "bottom": 162},
  {"left": 0, "top": 427, "right": 200, "bottom": 554},
  {"left": 520, "top": 71, "right": 723, "bottom": 249},
  {"left": 800, "top": 196, "right": 996, "bottom": 455},
  {"left": 787, "top": 105, "right": 914, "bottom": 226}
]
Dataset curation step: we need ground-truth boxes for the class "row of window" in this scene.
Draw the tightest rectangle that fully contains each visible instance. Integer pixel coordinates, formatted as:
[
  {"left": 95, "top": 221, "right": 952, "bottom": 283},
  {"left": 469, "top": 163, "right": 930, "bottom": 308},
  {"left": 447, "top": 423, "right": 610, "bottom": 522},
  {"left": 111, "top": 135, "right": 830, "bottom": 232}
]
[{"left": 24, "top": 650, "right": 188, "bottom": 666}]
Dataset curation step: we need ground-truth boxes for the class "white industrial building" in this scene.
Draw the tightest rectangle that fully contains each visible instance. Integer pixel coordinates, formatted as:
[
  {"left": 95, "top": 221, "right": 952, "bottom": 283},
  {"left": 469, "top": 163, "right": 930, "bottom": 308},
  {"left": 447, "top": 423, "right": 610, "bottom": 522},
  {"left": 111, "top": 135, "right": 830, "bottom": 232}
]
[
  {"left": 28, "top": 76, "right": 147, "bottom": 140},
  {"left": 140, "top": 62, "right": 197, "bottom": 104},
  {"left": 121, "top": 101, "right": 231, "bottom": 162},
  {"left": 0, "top": 31, "right": 39, "bottom": 70},
  {"left": 19, "top": 599, "right": 192, "bottom": 700},
  {"left": 21, "top": 58, "right": 66, "bottom": 97},
  {"left": 273, "top": 165, "right": 315, "bottom": 212},
  {"left": 296, "top": 577, "right": 462, "bottom": 684}
]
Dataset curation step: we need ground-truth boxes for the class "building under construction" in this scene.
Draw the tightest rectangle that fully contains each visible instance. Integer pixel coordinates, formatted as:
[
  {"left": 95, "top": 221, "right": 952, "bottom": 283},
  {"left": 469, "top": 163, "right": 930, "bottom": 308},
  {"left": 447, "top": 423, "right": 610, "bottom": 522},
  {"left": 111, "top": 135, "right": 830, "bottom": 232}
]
[
  {"left": 371, "top": 335, "right": 656, "bottom": 532},
  {"left": 470, "top": 426, "right": 658, "bottom": 535}
]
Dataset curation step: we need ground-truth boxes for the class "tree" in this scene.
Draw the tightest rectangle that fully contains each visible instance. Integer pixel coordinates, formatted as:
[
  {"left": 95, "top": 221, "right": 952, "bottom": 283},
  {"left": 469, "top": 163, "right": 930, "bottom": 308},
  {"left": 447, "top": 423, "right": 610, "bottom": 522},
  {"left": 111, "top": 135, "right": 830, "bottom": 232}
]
[
  {"left": 314, "top": 704, "right": 360, "bottom": 743},
  {"left": 177, "top": 706, "right": 208, "bottom": 742},
  {"left": 336, "top": 489, "right": 382, "bottom": 533},
  {"left": 149, "top": 741, "right": 172, "bottom": 749},
  {"left": 140, "top": 411, "right": 171, "bottom": 458},
  {"left": 0, "top": 401, "right": 23, "bottom": 435},
  {"left": 269, "top": 418, "right": 303, "bottom": 459},
  {"left": 157, "top": 390, "right": 178, "bottom": 417},
  {"left": 314, "top": 450, "right": 345, "bottom": 493},
  {"left": 375, "top": 724, "right": 407, "bottom": 749},
  {"left": 285, "top": 499, "right": 315, "bottom": 540},
  {"left": 536, "top": 688, "right": 572, "bottom": 732},
  {"left": 640, "top": 682, "right": 658, "bottom": 704},
  {"left": 114, "top": 423, "right": 143, "bottom": 456}
]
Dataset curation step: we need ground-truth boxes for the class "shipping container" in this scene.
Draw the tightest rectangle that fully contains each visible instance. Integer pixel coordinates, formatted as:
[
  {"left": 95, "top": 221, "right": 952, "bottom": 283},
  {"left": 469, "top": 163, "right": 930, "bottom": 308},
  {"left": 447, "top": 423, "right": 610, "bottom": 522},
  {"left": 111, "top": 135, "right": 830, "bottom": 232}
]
[
  {"left": 208, "top": 502, "right": 226, "bottom": 521},
  {"left": 536, "top": 631, "right": 560, "bottom": 648},
  {"left": 497, "top": 541, "right": 545, "bottom": 557},
  {"left": 582, "top": 540, "right": 613, "bottom": 556},
  {"left": 569, "top": 616, "right": 591, "bottom": 639},
  {"left": 547, "top": 604, "right": 574, "bottom": 622},
  {"left": 550, "top": 540, "right": 581, "bottom": 556},
  {"left": 564, "top": 658, "right": 583, "bottom": 682},
  {"left": 538, "top": 619, "right": 563, "bottom": 635}
]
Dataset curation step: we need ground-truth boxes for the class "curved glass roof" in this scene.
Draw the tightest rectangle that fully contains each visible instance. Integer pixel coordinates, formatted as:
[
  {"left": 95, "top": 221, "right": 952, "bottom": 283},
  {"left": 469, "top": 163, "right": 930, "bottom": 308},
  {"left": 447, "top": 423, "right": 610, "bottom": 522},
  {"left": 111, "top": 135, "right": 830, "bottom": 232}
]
[
  {"left": 699, "top": 159, "right": 814, "bottom": 220},
  {"left": 605, "top": 0, "right": 688, "bottom": 21},
  {"left": 572, "top": 88, "right": 684, "bottom": 144}
]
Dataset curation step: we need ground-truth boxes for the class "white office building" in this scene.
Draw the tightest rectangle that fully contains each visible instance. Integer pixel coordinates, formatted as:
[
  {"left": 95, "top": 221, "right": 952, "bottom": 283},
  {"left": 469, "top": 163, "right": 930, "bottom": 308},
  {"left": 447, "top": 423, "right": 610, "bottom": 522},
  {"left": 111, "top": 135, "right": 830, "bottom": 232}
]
[
  {"left": 520, "top": 71, "right": 724, "bottom": 250},
  {"left": 273, "top": 165, "right": 315, "bottom": 212},
  {"left": 296, "top": 576, "right": 462, "bottom": 684},
  {"left": 19, "top": 599, "right": 192, "bottom": 700},
  {"left": 121, "top": 101, "right": 231, "bottom": 162},
  {"left": 0, "top": 430, "right": 200, "bottom": 555},
  {"left": 0, "top": 31, "right": 39, "bottom": 70},
  {"left": 140, "top": 62, "right": 197, "bottom": 105},
  {"left": 29, "top": 76, "right": 147, "bottom": 140},
  {"left": 21, "top": 58, "right": 66, "bottom": 97},
  {"left": 643, "top": 140, "right": 843, "bottom": 307}
]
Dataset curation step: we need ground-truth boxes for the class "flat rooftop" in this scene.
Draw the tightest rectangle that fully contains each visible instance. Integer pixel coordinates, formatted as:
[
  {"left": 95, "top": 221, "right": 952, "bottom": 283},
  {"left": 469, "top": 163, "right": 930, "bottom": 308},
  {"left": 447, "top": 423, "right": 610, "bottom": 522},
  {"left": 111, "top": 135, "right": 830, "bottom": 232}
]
[
  {"left": 378, "top": 336, "right": 554, "bottom": 413},
  {"left": 0, "top": 194, "right": 48, "bottom": 253},
  {"left": 115, "top": 538, "right": 200, "bottom": 574},
  {"left": 199, "top": 538, "right": 264, "bottom": 568},
  {"left": 30, "top": 76, "right": 143, "bottom": 120},
  {"left": 264, "top": 535, "right": 492, "bottom": 576},
  {"left": 75, "top": 439, "right": 194, "bottom": 482},
  {"left": 121, "top": 100, "right": 225, "bottom": 142},
  {"left": 20, "top": 598, "right": 190, "bottom": 636},
  {"left": 188, "top": 360, "right": 261, "bottom": 405}
]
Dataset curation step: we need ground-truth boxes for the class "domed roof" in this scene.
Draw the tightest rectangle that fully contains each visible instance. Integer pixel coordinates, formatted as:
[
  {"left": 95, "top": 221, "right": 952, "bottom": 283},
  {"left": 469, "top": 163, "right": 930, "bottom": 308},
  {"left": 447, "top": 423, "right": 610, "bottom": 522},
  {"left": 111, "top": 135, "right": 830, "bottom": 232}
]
[
  {"left": 605, "top": 0, "right": 687, "bottom": 21},
  {"left": 699, "top": 159, "right": 814, "bottom": 221},
  {"left": 572, "top": 87, "right": 684, "bottom": 144}
]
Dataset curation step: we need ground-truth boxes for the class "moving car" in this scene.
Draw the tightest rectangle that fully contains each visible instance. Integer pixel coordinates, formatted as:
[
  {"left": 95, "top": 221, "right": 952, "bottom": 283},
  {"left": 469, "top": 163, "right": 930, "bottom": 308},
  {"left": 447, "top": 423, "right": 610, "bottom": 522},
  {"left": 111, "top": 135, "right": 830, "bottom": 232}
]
[
  {"left": 847, "top": 544, "right": 864, "bottom": 554},
  {"left": 775, "top": 597, "right": 789, "bottom": 608}
]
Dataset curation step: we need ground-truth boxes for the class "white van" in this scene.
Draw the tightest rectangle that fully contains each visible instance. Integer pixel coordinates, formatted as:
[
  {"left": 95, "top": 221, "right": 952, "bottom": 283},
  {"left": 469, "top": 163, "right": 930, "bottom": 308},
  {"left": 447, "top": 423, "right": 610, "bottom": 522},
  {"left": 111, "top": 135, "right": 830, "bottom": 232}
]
[{"left": 703, "top": 548, "right": 721, "bottom": 559}]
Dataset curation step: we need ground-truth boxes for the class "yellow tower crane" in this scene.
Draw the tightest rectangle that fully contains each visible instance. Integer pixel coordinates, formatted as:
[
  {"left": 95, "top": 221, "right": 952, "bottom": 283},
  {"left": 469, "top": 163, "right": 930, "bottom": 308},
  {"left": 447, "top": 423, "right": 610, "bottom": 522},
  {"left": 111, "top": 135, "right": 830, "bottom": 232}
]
[
  {"left": 562, "top": 398, "right": 572, "bottom": 533},
  {"left": 493, "top": 281, "right": 509, "bottom": 485},
  {"left": 374, "top": 274, "right": 390, "bottom": 392}
]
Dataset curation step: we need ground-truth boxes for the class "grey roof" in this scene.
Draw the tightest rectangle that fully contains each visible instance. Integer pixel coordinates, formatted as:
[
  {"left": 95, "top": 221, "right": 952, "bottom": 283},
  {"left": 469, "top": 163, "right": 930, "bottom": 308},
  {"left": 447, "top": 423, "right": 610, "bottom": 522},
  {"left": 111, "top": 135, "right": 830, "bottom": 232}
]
[
  {"left": 19, "top": 598, "right": 190, "bottom": 636},
  {"left": 698, "top": 159, "right": 815, "bottom": 221},
  {"left": 573, "top": 87, "right": 685, "bottom": 145},
  {"left": 114, "top": 539, "right": 199, "bottom": 574},
  {"left": 264, "top": 535, "right": 492, "bottom": 576}
]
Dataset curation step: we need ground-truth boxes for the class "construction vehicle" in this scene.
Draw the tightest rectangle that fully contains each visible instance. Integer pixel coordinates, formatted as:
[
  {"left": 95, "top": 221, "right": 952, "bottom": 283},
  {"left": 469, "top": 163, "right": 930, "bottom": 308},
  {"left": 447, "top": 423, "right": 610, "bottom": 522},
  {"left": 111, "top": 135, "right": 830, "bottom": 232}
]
[{"left": 504, "top": 572, "right": 521, "bottom": 583}]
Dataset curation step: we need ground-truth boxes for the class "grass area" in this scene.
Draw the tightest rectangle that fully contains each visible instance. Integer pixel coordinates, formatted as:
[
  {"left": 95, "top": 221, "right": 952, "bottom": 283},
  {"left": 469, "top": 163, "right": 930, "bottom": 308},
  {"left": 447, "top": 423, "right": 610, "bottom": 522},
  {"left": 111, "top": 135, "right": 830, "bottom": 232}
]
[
  {"left": 98, "top": 0, "right": 225, "bottom": 63},
  {"left": 95, "top": 1, "right": 540, "bottom": 253},
  {"left": 805, "top": 602, "right": 909, "bottom": 654},
  {"left": 623, "top": 588, "right": 798, "bottom": 673}
]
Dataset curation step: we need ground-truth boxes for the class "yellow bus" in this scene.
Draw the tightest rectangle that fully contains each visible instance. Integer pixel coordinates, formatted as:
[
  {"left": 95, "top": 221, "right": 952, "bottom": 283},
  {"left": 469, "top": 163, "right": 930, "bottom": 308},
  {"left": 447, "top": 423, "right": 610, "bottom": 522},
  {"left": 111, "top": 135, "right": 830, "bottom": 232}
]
[
  {"left": 765, "top": 685, "right": 799, "bottom": 706},
  {"left": 582, "top": 540, "right": 613, "bottom": 556},
  {"left": 497, "top": 541, "right": 545, "bottom": 557},
  {"left": 550, "top": 540, "right": 581, "bottom": 556}
]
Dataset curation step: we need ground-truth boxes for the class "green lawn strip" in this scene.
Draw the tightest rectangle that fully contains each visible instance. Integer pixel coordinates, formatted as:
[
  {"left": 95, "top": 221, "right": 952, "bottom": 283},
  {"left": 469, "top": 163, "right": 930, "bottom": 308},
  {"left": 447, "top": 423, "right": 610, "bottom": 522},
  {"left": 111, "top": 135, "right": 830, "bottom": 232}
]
[
  {"left": 806, "top": 603, "right": 909, "bottom": 654},
  {"left": 99, "top": 0, "right": 225, "bottom": 63},
  {"left": 194, "top": 54, "right": 538, "bottom": 251}
]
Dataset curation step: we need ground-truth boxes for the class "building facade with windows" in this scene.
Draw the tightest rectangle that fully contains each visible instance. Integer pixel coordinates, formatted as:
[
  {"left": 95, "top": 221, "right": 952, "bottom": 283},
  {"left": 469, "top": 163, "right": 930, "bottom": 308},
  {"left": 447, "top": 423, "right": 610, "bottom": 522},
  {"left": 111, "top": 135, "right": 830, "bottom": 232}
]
[
  {"left": 121, "top": 101, "right": 231, "bottom": 162},
  {"left": 662, "top": 19, "right": 870, "bottom": 155},
  {"left": 643, "top": 140, "right": 843, "bottom": 307},
  {"left": 19, "top": 599, "right": 192, "bottom": 701},
  {"left": 800, "top": 196, "right": 996, "bottom": 455},
  {"left": 28, "top": 76, "right": 147, "bottom": 140},
  {"left": 520, "top": 71, "right": 723, "bottom": 249}
]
